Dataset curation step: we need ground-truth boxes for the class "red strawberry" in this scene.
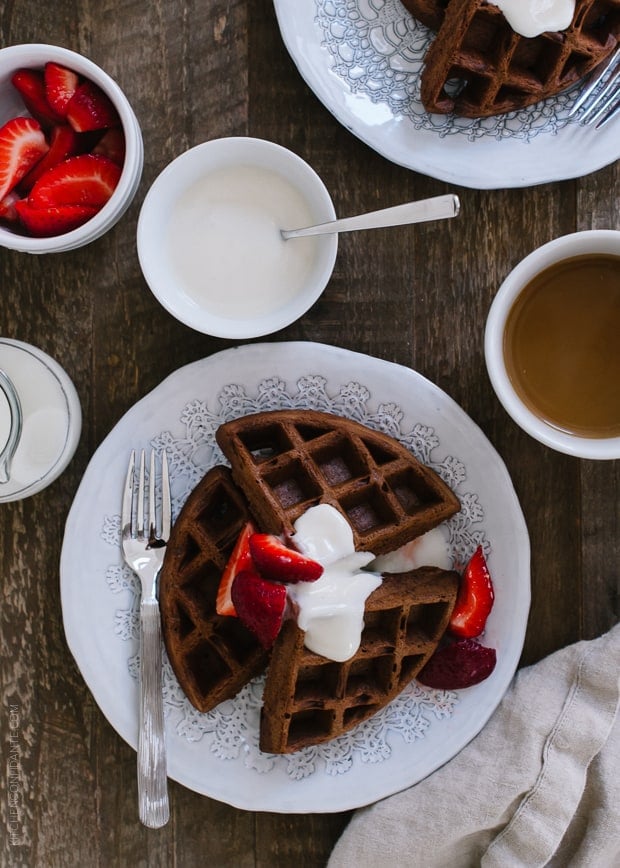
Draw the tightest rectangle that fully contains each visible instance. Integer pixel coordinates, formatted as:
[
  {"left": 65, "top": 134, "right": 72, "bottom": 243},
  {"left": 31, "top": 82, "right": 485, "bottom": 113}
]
[
  {"left": 216, "top": 521, "right": 257, "bottom": 617},
  {"left": 417, "top": 638, "right": 497, "bottom": 690},
  {"left": 11, "top": 69, "right": 64, "bottom": 129},
  {"left": 66, "top": 81, "right": 120, "bottom": 132},
  {"left": 92, "top": 127, "right": 126, "bottom": 165},
  {"left": 0, "top": 117, "right": 49, "bottom": 201},
  {"left": 44, "top": 62, "right": 79, "bottom": 117},
  {"left": 249, "top": 533, "right": 323, "bottom": 584},
  {"left": 0, "top": 191, "right": 22, "bottom": 223},
  {"left": 29, "top": 153, "right": 121, "bottom": 209},
  {"left": 231, "top": 569, "right": 287, "bottom": 649},
  {"left": 17, "top": 124, "right": 82, "bottom": 192},
  {"left": 449, "top": 546, "right": 495, "bottom": 638},
  {"left": 15, "top": 200, "right": 98, "bottom": 237}
]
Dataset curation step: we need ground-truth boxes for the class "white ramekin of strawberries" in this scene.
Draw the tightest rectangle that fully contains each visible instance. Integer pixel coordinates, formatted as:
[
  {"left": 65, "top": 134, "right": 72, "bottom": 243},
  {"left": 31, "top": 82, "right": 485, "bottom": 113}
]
[{"left": 0, "top": 43, "right": 143, "bottom": 253}]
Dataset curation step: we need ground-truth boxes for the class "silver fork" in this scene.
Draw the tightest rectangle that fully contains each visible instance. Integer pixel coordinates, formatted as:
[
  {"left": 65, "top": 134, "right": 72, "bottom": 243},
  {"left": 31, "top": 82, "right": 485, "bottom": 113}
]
[
  {"left": 121, "top": 449, "right": 171, "bottom": 828},
  {"left": 569, "top": 46, "right": 620, "bottom": 128}
]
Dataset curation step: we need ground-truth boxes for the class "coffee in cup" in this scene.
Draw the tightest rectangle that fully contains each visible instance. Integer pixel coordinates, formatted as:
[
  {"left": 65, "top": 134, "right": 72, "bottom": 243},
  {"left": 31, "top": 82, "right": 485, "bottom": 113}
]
[{"left": 485, "top": 231, "right": 620, "bottom": 459}]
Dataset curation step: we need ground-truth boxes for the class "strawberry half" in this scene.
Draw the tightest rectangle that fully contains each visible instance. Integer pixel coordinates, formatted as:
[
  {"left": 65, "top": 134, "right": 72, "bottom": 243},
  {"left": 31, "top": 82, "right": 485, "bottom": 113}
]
[
  {"left": 66, "top": 81, "right": 120, "bottom": 132},
  {"left": 0, "top": 117, "right": 49, "bottom": 201},
  {"left": 14, "top": 201, "right": 98, "bottom": 237},
  {"left": 11, "top": 69, "right": 64, "bottom": 129},
  {"left": 449, "top": 545, "right": 495, "bottom": 639},
  {"left": 29, "top": 153, "right": 121, "bottom": 209},
  {"left": 44, "top": 62, "right": 79, "bottom": 117},
  {"left": 417, "top": 638, "right": 497, "bottom": 690},
  {"left": 249, "top": 533, "right": 323, "bottom": 584},
  {"left": 17, "top": 124, "right": 82, "bottom": 193},
  {"left": 216, "top": 520, "right": 256, "bottom": 617},
  {"left": 231, "top": 569, "right": 287, "bottom": 649}
]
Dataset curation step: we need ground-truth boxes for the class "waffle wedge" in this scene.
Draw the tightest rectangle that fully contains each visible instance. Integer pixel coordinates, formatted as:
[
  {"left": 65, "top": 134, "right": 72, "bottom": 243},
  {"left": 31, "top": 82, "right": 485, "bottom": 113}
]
[
  {"left": 158, "top": 465, "right": 268, "bottom": 713},
  {"left": 260, "top": 566, "right": 459, "bottom": 753},
  {"left": 420, "top": 0, "right": 620, "bottom": 117},
  {"left": 216, "top": 409, "right": 460, "bottom": 556}
]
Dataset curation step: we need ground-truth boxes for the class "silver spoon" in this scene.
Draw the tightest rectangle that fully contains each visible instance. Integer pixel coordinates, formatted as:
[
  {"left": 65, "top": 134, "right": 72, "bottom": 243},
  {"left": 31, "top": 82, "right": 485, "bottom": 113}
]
[
  {"left": 281, "top": 194, "right": 460, "bottom": 240},
  {"left": 0, "top": 369, "right": 22, "bottom": 484}
]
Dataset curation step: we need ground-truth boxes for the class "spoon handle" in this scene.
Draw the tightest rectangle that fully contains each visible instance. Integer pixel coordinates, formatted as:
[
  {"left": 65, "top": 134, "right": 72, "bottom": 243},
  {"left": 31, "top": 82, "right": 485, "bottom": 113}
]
[{"left": 281, "top": 194, "right": 460, "bottom": 240}]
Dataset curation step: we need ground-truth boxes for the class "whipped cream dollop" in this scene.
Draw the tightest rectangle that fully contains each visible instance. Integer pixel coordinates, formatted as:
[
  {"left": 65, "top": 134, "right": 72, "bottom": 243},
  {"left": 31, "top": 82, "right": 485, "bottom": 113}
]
[
  {"left": 490, "top": 0, "right": 575, "bottom": 37},
  {"left": 287, "top": 504, "right": 382, "bottom": 662}
]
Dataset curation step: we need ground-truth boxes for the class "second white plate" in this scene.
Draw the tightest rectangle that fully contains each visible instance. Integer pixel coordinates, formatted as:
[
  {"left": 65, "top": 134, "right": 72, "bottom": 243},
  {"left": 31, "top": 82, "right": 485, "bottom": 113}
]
[{"left": 273, "top": 0, "right": 620, "bottom": 189}]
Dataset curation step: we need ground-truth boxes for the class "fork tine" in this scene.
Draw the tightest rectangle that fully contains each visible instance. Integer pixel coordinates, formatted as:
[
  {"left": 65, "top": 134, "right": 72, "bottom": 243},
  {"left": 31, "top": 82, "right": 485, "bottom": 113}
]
[
  {"left": 148, "top": 450, "right": 157, "bottom": 540},
  {"left": 569, "top": 46, "right": 620, "bottom": 118},
  {"left": 595, "top": 94, "right": 620, "bottom": 129},
  {"left": 161, "top": 450, "right": 171, "bottom": 539},
  {"left": 137, "top": 449, "right": 146, "bottom": 538},
  {"left": 589, "top": 76, "right": 620, "bottom": 126},
  {"left": 122, "top": 450, "right": 135, "bottom": 535},
  {"left": 581, "top": 69, "right": 620, "bottom": 123}
]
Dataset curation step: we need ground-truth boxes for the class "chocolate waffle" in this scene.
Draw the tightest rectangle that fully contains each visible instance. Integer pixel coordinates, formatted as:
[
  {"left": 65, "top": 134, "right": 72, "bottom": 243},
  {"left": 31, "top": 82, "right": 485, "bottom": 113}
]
[
  {"left": 216, "top": 409, "right": 460, "bottom": 555},
  {"left": 260, "top": 566, "right": 459, "bottom": 753},
  {"left": 158, "top": 465, "right": 268, "bottom": 713},
  {"left": 420, "top": 0, "right": 620, "bottom": 117}
]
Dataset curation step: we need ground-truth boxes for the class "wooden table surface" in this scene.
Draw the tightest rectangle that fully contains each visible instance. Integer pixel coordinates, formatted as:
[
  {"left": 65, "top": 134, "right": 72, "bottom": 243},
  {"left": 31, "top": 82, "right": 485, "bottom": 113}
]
[{"left": 1, "top": 2, "right": 618, "bottom": 866}]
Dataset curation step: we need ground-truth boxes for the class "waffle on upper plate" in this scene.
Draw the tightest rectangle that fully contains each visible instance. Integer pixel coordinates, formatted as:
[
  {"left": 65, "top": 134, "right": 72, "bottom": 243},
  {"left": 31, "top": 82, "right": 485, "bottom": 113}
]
[
  {"left": 216, "top": 409, "right": 460, "bottom": 556},
  {"left": 260, "top": 566, "right": 459, "bottom": 753},
  {"left": 402, "top": 0, "right": 620, "bottom": 117},
  {"left": 158, "top": 465, "right": 268, "bottom": 713}
]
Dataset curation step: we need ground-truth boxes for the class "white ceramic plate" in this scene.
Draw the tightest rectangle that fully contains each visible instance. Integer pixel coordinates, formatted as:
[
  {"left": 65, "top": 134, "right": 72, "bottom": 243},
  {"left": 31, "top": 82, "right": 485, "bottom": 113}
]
[
  {"left": 60, "top": 342, "right": 530, "bottom": 813},
  {"left": 273, "top": 0, "right": 620, "bottom": 190}
]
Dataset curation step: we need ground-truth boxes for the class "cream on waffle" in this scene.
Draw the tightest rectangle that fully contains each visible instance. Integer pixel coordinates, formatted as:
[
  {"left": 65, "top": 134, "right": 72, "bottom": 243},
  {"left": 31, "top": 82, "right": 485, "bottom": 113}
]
[
  {"left": 419, "top": 0, "right": 620, "bottom": 117},
  {"left": 215, "top": 409, "right": 460, "bottom": 556},
  {"left": 260, "top": 566, "right": 459, "bottom": 754}
]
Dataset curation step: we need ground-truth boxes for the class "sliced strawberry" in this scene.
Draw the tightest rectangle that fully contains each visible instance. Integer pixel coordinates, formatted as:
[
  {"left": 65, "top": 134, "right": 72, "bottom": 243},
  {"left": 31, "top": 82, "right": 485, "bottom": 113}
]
[
  {"left": 0, "top": 191, "right": 22, "bottom": 223},
  {"left": 29, "top": 153, "right": 121, "bottom": 209},
  {"left": 0, "top": 117, "right": 49, "bottom": 201},
  {"left": 249, "top": 533, "right": 323, "bottom": 584},
  {"left": 66, "top": 81, "right": 120, "bottom": 132},
  {"left": 17, "top": 124, "right": 82, "bottom": 192},
  {"left": 92, "top": 127, "right": 125, "bottom": 165},
  {"left": 44, "top": 62, "right": 79, "bottom": 117},
  {"left": 231, "top": 569, "right": 287, "bottom": 649},
  {"left": 11, "top": 69, "right": 64, "bottom": 129},
  {"left": 216, "top": 520, "right": 257, "bottom": 617},
  {"left": 15, "top": 200, "right": 98, "bottom": 237},
  {"left": 449, "top": 546, "right": 495, "bottom": 639},
  {"left": 417, "top": 638, "right": 497, "bottom": 690}
]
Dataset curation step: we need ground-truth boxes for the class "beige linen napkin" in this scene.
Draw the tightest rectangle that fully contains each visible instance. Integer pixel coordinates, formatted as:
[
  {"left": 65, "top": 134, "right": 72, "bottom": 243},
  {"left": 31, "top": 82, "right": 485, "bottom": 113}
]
[{"left": 328, "top": 624, "right": 620, "bottom": 868}]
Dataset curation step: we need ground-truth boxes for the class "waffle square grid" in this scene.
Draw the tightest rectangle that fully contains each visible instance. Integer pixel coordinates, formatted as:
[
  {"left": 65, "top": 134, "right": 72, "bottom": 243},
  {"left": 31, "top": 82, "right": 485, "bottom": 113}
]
[{"left": 216, "top": 409, "right": 461, "bottom": 556}]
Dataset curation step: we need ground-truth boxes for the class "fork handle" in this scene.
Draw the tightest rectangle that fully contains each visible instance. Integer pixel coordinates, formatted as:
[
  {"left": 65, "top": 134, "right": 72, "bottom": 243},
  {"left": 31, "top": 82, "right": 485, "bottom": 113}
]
[{"left": 138, "top": 598, "right": 170, "bottom": 828}]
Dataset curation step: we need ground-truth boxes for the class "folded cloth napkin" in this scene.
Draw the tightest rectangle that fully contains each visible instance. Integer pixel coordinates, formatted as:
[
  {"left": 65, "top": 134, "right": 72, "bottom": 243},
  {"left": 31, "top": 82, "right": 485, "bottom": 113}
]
[{"left": 328, "top": 623, "right": 620, "bottom": 868}]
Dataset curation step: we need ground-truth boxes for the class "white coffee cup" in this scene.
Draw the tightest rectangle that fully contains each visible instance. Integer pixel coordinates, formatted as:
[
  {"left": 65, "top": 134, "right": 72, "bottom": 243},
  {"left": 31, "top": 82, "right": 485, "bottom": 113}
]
[{"left": 484, "top": 230, "right": 620, "bottom": 460}]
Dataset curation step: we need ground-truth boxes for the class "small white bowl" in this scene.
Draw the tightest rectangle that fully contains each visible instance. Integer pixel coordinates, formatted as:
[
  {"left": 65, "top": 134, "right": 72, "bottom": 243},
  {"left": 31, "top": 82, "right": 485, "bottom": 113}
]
[
  {"left": 137, "top": 137, "right": 337, "bottom": 339},
  {"left": 485, "top": 230, "right": 620, "bottom": 459},
  {"left": 0, "top": 43, "right": 143, "bottom": 253}
]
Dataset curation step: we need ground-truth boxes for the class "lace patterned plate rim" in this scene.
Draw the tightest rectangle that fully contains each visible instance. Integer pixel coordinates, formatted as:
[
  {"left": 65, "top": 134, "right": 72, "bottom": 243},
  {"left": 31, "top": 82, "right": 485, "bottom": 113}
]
[
  {"left": 60, "top": 342, "right": 530, "bottom": 813},
  {"left": 272, "top": 0, "right": 620, "bottom": 190}
]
